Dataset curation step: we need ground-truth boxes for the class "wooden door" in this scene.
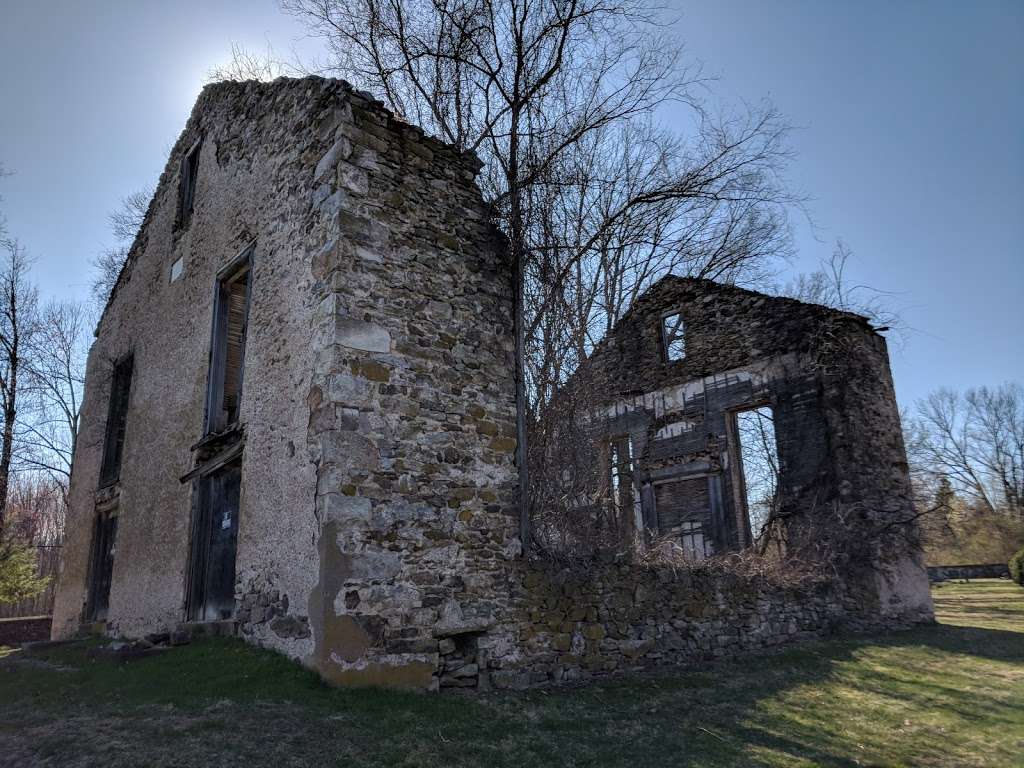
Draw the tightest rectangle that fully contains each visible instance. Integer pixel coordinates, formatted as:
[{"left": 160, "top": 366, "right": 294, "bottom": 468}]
[
  {"left": 86, "top": 511, "right": 118, "bottom": 621},
  {"left": 188, "top": 464, "right": 241, "bottom": 621}
]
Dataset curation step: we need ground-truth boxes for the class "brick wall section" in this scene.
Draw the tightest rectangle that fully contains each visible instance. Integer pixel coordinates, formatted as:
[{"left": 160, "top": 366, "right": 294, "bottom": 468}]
[{"left": 0, "top": 617, "right": 52, "bottom": 646}]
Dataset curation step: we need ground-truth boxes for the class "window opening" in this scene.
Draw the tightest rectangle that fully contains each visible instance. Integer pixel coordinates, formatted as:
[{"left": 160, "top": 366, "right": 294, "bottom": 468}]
[
  {"left": 99, "top": 356, "right": 133, "bottom": 487},
  {"left": 205, "top": 251, "right": 252, "bottom": 434},
  {"left": 735, "top": 406, "right": 780, "bottom": 543},
  {"left": 609, "top": 436, "right": 635, "bottom": 514},
  {"left": 662, "top": 312, "right": 685, "bottom": 361},
  {"left": 178, "top": 140, "right": 201, "bottom": 226},
  {"left": 679, "top": 520, "right": 712, "bottom": 560},
  {"left": 85, "top": 510, "right": 118, "bottom": 622}
]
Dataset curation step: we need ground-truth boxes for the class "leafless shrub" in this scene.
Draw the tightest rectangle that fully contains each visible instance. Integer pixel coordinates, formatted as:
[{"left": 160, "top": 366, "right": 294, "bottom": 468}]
[{"left": 207, "top": 41, "right": 300, "bottom": 83}]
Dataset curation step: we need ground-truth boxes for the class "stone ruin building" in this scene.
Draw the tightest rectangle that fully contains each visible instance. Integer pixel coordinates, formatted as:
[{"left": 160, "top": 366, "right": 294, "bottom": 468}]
[{"left": 52, "top": 77, "right": 933, "bottom": 691}]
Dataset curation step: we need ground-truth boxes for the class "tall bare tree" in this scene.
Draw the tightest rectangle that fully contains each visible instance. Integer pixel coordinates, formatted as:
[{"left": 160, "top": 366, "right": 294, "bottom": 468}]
[
  {"left": 278, "top": 0, "right": 798, "bottom": 546},
  {"left": 19, "top": 300, "right": 90, "bottom": 495},
  {"left": 0, "top": 238, "right": 38, "bottom": 534}
]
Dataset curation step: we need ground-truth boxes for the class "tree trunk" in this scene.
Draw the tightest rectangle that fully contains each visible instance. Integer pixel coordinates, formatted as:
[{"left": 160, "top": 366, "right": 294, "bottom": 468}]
[{"left": 508, "top": 105, "right": 530, "bottom": 554}]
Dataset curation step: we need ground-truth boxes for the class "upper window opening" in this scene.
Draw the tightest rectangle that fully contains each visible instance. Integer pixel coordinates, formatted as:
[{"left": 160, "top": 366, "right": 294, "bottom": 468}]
[
  {"left": 662, "top": 312, "right": 685, "bottom": 361},
  {"left": 99, "top": 355, "right": 133, "bottom": 487},
  {"left": 205, "top": 248, "right": 252, "bottom": 434},
  {"left": 178, "top": 140, "right": 201, "bottom": 226}
]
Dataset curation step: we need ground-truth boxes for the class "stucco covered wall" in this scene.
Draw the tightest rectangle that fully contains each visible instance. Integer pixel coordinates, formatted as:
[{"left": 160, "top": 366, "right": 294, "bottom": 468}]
[
  {"left": 52, "top": 81, "right": 344, "bottom": 655},
  {"left": 52, "top": 77, "right": 520, "bottom": 687}
]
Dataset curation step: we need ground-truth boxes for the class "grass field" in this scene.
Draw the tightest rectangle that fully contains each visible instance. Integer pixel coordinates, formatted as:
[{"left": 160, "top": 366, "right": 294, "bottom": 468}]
[{"left": 1, "top": 579, "right": 1022, "bottom": 767}]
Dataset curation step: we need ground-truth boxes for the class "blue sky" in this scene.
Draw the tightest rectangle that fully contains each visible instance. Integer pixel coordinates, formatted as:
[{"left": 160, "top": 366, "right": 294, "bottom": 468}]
[{"left": 0, "top": 0, "right": 1021, "bottom": 408}]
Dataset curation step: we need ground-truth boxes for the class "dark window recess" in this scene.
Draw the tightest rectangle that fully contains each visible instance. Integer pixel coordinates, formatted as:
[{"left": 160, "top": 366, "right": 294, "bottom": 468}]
[
  {"left": 178, "top": 141, "right": 201, "bottom": 225},
  {"left": 186, "top": 463, "right": 241, "bottom": 622},
  {"left": 99, "top": 356, "right": 133, "bottom": 487},
  {"left": 662, "top": 312, "right": 686, "bottom": 361},
  {"left": 205, "top": 256, "right": 251, "bottom": 433},
  {"left": 85, "top": 510, "right": 118, "bottom": 622}
]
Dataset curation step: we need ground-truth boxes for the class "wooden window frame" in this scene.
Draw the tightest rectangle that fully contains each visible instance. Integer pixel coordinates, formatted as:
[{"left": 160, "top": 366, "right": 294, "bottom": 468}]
[
  {"left": 177, "top": 138, "right": 202, "bottom": 228},
  {"left": 203, "top": 244, "right": 254, "bottom": 436},
  {"left": 99, "top": 354, "right": 133, "bottom": 488},
  {"left": 661, "top": 311, "right": 686, "bottom": 363}
]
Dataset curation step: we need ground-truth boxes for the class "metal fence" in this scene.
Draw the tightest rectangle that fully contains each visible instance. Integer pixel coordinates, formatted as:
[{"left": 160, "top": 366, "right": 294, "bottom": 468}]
[{"left": 0, "top": 544, "right": 61, "bottom": 619}]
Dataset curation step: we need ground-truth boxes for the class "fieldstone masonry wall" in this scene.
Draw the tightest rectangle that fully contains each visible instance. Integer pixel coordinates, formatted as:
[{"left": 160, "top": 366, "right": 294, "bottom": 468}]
[
  {"left": 301, "top": 84, "right": 519, "bottom": 687},
  {"left": 52, "top": 77, "right": 932, "bottom": 693},
  {"left": 490, "top": 564, "right": 845, "bottom": 689}
]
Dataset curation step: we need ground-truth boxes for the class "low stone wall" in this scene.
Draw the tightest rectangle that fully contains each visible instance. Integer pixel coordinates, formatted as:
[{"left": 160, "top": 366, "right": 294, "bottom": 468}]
[
  {"left": 928, "top": 563, "right": 1009, "bottom": 582},
  {"left": 0, "top": 616, "right": 53, "bottom": 646},
  {"left": 480, "top": 562, "right": 856, "bottom": 690}
]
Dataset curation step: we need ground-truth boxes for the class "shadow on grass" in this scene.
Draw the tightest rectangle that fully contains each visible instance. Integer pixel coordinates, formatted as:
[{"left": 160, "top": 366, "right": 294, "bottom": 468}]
[
  {"left": 1, "top": 611, "right": 1021, "bottom": 766},
  {"left": 503, "top": 621, "right": 1024, "bottom": 767}
]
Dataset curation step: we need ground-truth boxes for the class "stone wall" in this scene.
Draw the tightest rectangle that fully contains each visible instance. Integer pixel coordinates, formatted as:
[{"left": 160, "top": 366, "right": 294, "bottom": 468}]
[
  {"left": 300, "top": 83, "right": 519, "bottom": 688},
  {"left": 0, "top": 616, "right": 53, "bottom": 646},
  {"left": 52, "top": 79, "right": 336, "bottom": 652},
  {"left": 52, "top": 77, "right": 931, "bottom": 693},
  {"left": 424, "top": 559, "right": 877, "bottom": 690},
  {"left": 531, "top": 277, "right": 933, "bottom": 626},
  {"left": 51, "top": 77, "right": 520, "bottom": 690},
  {"left": 928, "top": 564, "right": 1010, "bottom": 582}
]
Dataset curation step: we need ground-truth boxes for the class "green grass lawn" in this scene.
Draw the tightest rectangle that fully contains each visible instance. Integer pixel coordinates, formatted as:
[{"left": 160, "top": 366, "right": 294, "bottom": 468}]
[{"left": 2, "top": 580, "right": 1022, "bottom": 767}]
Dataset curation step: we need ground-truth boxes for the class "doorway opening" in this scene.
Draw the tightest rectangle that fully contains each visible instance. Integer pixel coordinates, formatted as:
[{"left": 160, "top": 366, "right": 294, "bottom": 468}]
[
  {"left": 733, "top": 405, "right": 780, "bottom": 546},
  {"left": 85, "top": 509, "right": 118, "bottom": 622},
  {"left": 186, "top": 462, "right": 241, "bottom": 621}
]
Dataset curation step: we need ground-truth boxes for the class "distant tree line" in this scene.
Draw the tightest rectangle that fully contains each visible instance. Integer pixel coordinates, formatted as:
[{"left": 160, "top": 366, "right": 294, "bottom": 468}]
[{"left": 904, "top": 383, "right": 1024, "bottom": 566}]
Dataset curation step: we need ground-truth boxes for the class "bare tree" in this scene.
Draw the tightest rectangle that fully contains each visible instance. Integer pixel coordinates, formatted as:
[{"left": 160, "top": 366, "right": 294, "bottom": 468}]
[
  {"left": 19, "top": 300, "right": 90, "bottom": 495},
  {"left": 279, "top": 0, "right": 798, "bottom": 546},
  {"left": 0, "top": 239, "right": 38, "bottom": 534},
  {"left": 908, "top": 383, "right": 1024, "bottom": 519},
  {"left": 90, "top": 187, "right": 152, "bottom": 310}
]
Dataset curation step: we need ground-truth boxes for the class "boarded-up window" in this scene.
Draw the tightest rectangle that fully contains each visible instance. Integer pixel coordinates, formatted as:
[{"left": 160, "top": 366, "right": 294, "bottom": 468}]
[
  {"left": 654, "top": 477, "right": 713, "bottom": 558},
  {"left": 661, "top": 312, "right": 685, "bottom": 361},
  {"left": 205, "top": 249, "right": 252, "bottom": 433},
  {"left": 186, "top": 463, "right": 241, "bottom": 622},
  {"left": 99, "top": 356, "right": 133, "bottom": 487}
]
